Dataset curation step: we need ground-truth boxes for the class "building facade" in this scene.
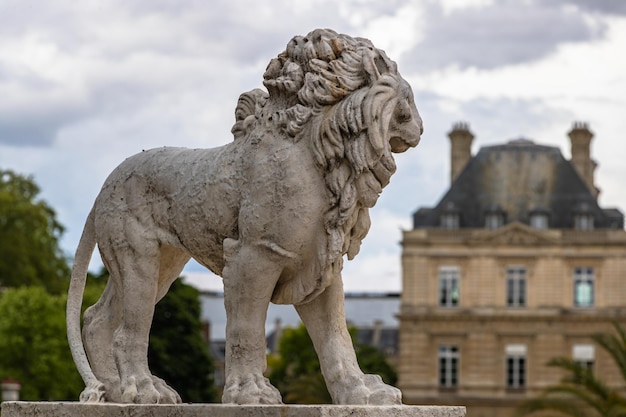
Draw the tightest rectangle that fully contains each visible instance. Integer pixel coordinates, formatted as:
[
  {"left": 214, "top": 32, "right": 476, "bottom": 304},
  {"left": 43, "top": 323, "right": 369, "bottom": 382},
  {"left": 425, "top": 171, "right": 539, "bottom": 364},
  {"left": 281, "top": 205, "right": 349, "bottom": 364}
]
[{"left": 398, "top": 122, "right": 626, "bottom": 417}]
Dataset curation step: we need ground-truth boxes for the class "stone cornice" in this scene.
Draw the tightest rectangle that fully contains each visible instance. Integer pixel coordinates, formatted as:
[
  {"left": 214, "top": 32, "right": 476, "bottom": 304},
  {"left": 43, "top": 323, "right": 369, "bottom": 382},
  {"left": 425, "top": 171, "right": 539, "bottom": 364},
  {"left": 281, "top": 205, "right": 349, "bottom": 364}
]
[
  {"left": 402, "top": 222, "right": 626, "bottom": 248},
  {"left": 398, "top": 307, "right": 626, "bottom": 322}
]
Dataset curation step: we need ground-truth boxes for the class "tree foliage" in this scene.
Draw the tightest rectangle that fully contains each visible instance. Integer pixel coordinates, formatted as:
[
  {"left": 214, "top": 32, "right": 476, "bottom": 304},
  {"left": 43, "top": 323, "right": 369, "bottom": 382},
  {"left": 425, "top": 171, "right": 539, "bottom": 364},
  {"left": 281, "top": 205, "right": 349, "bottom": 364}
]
[
  {"left": 0, "top": 170, "right": 69, "bottom": 293},
  {"left": 267, "top": 323, "right": 398, "bottom": 404},
  {"left": 0, "top": 271, "right": 218, "bottom": 403},
  {"left": 517, "top": 322, "right": 626, "bottom": 417},
  {"left": 148, "top": 278, "right": 218, "bottom": 403},
  {"left": 0, "top": 287, "right": 94, "bottom": 400}
]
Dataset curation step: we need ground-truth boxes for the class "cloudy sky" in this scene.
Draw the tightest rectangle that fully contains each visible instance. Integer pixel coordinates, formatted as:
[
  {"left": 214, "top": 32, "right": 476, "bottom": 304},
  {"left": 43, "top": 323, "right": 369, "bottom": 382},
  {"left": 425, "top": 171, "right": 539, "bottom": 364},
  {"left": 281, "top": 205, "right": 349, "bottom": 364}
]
[{"left": 1, "top": 0, "right": 625, "bottom": 293}]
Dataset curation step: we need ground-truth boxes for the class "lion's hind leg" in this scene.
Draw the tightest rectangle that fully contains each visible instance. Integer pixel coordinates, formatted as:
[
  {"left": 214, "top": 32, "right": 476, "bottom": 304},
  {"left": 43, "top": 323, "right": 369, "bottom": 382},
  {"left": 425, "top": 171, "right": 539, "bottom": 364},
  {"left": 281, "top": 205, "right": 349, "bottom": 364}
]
[
  {"left": 82, "top": 279, "right": 123, "bottom": 402},
  {"left": 100, "top": 234, "right": 187, "bottom": 404}
]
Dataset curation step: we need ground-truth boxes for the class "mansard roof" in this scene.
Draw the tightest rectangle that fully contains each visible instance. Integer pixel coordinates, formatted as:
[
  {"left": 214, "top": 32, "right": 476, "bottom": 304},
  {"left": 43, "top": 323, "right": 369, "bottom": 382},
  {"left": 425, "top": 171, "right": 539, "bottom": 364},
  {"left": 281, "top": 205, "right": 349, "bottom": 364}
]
[{"left": 413, "top": 138, "right": 623, "bottom": 229}]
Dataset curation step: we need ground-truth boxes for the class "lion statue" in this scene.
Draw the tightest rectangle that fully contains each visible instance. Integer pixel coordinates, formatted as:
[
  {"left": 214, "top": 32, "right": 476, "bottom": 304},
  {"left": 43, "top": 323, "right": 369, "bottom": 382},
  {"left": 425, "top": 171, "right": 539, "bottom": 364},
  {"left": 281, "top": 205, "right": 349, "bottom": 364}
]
[{"left": 66, "top": 28, "right": 422, "bottom": 405}]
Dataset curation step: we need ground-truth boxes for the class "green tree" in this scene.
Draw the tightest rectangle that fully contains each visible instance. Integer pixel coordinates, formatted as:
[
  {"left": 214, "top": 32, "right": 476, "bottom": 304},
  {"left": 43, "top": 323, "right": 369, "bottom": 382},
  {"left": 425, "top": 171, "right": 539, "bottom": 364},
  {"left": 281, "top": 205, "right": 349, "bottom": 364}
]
[
  {"left": 148, "top": 278, "right": 218, "bottom": 402},
  {"left": 267, "top": 323, "right": 398, "bottom": 404},
  {"left": 517, "top": 322, "right": 626, "bottom": 417},
  {"left": 0, "top": 170, "right": 70, "bottom": 293},
  {"left": 0, "top": 287, "right": 82, "bottom": 400},
  {"left": 0, "top": 274, "right": 108, "bottom": 401}
]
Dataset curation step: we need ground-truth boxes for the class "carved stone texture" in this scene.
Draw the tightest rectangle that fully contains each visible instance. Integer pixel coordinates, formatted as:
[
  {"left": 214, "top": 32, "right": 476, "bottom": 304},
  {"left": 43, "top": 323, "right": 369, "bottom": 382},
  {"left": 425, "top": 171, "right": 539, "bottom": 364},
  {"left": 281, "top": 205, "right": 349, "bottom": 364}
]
[
  {"left": 66, "top": 28, "right": 422, "bottom": 405},
  {"left": 1, "top": 403, "right": 466, "bottom": 417}
]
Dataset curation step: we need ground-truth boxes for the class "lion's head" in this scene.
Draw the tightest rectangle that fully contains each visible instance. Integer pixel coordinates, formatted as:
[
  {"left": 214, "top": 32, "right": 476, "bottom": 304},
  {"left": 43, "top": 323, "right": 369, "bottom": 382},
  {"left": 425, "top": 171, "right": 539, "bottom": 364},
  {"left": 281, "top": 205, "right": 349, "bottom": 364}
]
[{"left": 235, "top": 29, "right": 422, "bottom": 273}]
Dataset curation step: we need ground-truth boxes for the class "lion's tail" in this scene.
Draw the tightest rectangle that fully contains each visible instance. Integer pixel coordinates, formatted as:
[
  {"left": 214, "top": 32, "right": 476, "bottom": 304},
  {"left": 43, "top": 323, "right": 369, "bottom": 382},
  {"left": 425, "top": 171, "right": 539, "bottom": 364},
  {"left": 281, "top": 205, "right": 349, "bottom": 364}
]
[{"left": 66, "top": 207, "right": 103, "bottom": 399}]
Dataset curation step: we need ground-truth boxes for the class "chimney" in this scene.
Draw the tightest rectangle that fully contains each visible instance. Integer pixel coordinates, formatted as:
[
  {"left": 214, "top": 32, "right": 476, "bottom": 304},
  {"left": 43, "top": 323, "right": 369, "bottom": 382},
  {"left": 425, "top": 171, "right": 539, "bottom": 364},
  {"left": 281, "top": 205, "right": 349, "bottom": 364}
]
[
  {"left": 372, "top": 320, "right": 383, "bottom": 349},
  {"left": 448, "top": 122, "right": 474, "bottom": 183},
  {"left": 568, "top": 122, "right": 599, "bottom": 198},
  {"left": 270, "top": 318, "right": 282, "bottom": 353}
]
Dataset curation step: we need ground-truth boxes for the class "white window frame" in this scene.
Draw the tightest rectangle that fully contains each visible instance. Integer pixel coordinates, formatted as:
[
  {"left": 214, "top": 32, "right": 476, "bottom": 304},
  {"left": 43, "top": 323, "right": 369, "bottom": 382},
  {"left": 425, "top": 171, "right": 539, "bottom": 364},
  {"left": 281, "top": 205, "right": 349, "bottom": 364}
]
[
  {"left": 438, "top": 345, "right": 459, "bottom": 388},
  {"left": 506, "top": 344, "right": 527, "bottom": 388},
  {"left": 439, "top": 266, "right": 460, "bottom": 307},
  {"left": 506, "top": 266, "right": 526, "bottom": 307},
  {"left": 574, "top": 267, "right": 594, "bottom": 307},
  {"left": 573, "top": 344, "right": 595, "bottom": 371}
]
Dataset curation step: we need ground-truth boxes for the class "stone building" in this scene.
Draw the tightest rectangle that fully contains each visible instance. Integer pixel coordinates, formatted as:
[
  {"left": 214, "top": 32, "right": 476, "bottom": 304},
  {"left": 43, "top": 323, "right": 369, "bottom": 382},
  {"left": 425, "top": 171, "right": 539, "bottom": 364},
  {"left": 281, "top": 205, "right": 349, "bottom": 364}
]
[{"left": 398, "top": 122, "right": 626, "bottom": 417}]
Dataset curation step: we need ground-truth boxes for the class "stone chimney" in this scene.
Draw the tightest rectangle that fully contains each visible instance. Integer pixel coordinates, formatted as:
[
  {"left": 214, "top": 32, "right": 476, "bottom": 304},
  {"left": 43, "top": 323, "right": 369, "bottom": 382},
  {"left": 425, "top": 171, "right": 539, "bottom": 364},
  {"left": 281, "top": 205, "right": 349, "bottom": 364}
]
[
  {"left": 568, "top": 122, "right": 599, "bottom": 198},
  {"left": 372, "top": 320, "right": 383, "bottom": 349},
  {"left": 448, "top": 122, "right": 474, "bottom": 183},
  {"left": 270, "top": 318, "right": 282, "bottom": 353}
]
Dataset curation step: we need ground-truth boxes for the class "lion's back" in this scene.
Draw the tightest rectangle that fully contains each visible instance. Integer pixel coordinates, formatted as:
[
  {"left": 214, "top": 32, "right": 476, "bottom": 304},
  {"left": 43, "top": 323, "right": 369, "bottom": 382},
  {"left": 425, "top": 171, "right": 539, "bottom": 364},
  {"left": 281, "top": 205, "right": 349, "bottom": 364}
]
[{"left": 92, "top": 145, "right": 243, "bottom": 269}]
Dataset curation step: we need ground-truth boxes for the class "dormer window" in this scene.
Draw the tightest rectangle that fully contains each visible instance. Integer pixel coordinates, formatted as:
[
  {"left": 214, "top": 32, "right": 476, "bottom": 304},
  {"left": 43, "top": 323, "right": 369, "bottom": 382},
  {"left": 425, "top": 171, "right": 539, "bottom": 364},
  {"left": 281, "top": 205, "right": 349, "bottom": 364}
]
[
  {"left": 530, "top": 213, "right": 548, "bottom": 229},
  {"left": 486, "top": 213, "right": 503, "bottom": 229},
  {"left": 574, "top": 202, "right": 594, "bottom": 231},
  {"left": 441, "top": 213, "right": 459, "bottom": 229},
  {"left": 440, "top": 202, "right": 460, "bottom": 230},
  {"left": 529, "top": 208, "right": 550, "bottom": 230},
  {"left": 575, "top": 214, "right": 594, "bottom": 230},
  {"left": 484, "top": 205, "right": 505, "bottom": 229}
]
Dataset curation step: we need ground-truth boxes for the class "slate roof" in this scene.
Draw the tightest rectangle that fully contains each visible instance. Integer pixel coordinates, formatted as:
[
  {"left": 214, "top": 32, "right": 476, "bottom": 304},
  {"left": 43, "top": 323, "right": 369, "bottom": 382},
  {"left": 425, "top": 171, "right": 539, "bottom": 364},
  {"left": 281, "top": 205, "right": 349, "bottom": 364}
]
[{"left": 413, "top": 139, "right": 624, "bottom": 229}]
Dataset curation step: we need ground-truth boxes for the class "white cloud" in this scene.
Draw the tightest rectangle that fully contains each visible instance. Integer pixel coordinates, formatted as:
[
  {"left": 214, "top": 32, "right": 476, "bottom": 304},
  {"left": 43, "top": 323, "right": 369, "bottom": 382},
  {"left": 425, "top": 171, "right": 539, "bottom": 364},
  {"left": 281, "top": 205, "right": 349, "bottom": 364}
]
[
  {"left": 358, "top": 3, "right": 424, "bottom": 59},
  {"left": 439, "top": 0, "right": 494, "bottom": 15},
  {"left": 1, "top": 0, "right": 626, "bottom": 294}
]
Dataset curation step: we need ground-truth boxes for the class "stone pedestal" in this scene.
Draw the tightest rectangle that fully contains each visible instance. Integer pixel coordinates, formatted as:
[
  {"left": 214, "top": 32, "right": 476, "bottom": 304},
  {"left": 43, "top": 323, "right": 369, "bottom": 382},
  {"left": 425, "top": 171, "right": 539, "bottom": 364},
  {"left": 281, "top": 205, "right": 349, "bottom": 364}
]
[{"left": 1, "top": 402, "right": 465, "bottom": 417}]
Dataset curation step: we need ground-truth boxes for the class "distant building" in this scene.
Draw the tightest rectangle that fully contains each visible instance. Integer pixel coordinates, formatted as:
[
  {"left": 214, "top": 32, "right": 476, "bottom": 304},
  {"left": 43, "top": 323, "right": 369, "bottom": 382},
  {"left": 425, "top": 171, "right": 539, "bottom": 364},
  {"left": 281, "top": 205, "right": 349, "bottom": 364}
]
[
  {"left": 399, "top": 122, "right": 626, "bottom": 417},
  {"left": 201, "top": 291, "right": 400, "bottom": 390}
]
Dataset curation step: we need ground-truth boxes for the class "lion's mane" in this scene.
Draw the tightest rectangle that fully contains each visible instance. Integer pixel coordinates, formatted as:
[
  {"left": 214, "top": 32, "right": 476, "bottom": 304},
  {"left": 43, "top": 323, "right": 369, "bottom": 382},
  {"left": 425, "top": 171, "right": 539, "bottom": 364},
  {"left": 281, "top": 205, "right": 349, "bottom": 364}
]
[{"left": 235, "top": 29, "right": 403, "bottom": 281}]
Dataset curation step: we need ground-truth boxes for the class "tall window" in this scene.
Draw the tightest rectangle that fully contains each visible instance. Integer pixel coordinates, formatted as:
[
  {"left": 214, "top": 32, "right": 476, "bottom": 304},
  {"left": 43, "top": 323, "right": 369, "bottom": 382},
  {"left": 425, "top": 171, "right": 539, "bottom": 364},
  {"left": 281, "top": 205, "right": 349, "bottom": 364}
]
[
  {"left": 506, "top": 344, "right": 526, "bottom": 389},
  {"left": 439, "top": 267, "right": 460, "bottom": 307},
  {"left": 439, "top": 345, "right": 459, "bottom": 388},
  {"left": 506, "top": 266, "right": 526, "bottom": 307},
  {"left": 574, "top": 267, "right": 594, "bottom": 307},
  {"left": 573, "top": 344, "right": 595, "bottom": 372}
]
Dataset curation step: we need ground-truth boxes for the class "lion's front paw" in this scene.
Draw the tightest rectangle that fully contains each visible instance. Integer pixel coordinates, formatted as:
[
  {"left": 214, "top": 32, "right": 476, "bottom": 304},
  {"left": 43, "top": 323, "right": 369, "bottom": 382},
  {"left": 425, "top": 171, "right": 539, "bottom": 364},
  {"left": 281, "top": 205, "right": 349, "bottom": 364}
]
[
  {"left": 79, "top": 380, "right": 107, "bottom": 403},
  {"left": 120, "top": 374, "right": 181, "bottom": 404},
  {"left": 222, "top": 374, "right": 283, "bottom": 404},
  {"left": 334, "top": 374, "right": 402, "bottom": 405}
]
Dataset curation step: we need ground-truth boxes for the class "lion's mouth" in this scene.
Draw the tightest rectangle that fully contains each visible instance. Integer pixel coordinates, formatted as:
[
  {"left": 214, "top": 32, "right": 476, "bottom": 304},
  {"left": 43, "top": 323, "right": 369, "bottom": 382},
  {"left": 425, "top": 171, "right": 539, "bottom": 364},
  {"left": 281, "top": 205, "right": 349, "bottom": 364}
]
[{"left": 390, "top": 136, "right": 412, "bottom": 153}]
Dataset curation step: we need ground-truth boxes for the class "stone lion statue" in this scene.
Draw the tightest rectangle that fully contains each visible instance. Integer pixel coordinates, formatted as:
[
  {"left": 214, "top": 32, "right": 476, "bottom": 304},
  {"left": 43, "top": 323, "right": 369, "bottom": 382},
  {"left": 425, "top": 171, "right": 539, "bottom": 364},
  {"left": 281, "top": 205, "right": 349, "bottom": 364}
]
[{"left": 67, "top": 28, "right": 422, "bottom": 405}]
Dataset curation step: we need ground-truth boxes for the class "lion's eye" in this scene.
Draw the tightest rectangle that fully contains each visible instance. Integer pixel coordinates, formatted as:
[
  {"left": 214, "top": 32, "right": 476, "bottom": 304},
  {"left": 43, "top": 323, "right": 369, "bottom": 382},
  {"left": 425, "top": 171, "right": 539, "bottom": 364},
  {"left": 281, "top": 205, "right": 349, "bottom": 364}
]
[{"left": 395, "top": 100, "right": 412, "bottom": 123}]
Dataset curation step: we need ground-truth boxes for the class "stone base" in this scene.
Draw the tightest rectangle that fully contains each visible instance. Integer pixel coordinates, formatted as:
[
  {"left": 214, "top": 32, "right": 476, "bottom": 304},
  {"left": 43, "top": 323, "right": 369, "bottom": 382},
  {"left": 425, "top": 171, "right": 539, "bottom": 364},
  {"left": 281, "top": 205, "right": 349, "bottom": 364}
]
[{"left": 1, "top": 402, "right": 465, "bottom": 417}]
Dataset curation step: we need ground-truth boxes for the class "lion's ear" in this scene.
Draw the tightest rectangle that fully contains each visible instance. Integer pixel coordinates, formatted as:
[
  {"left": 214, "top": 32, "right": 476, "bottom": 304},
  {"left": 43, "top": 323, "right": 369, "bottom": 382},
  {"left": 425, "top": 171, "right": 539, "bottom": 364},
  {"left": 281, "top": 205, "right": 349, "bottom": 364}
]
[
  {"left": 363, "top": 49, "right": 381, "bottom": 83},
  {"left": 363, "top": 49, "right": 396, "bottom": 84}
]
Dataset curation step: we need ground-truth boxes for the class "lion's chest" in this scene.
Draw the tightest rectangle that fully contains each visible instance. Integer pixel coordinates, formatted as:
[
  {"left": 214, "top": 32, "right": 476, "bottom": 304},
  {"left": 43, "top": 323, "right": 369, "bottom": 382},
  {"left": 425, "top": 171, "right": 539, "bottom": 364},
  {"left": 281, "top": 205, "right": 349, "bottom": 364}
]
[{"left": 217, "top": 135, "right": 325, "bottom": 259}]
